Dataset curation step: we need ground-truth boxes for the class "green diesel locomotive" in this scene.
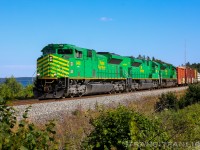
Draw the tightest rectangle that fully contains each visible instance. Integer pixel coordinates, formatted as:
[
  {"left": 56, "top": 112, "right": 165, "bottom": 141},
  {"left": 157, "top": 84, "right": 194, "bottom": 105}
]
[{"left": 33, "top": 44, "right": 177, "bottom": 99}]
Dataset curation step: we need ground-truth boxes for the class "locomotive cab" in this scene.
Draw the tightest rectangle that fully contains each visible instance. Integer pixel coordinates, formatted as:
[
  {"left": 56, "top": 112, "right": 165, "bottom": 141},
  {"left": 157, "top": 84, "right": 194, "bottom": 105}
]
[
  {"left": 34, "top": 44, "right": 71, "bottom": 99},
  {"left": 42, "top": 44, "right": 74, "bottom": 58}
]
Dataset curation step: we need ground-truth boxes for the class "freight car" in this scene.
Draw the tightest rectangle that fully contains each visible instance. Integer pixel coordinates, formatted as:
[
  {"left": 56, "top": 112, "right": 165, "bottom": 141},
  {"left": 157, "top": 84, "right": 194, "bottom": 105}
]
[
  {"left": 177, "top": 67, "right": 198, "bottom": 85},
  {"left": 33, "top": 44, "right": 193, "bottom": 99},
  {"left": 177, "top": 67, "right": 186, "bottom": 85}
]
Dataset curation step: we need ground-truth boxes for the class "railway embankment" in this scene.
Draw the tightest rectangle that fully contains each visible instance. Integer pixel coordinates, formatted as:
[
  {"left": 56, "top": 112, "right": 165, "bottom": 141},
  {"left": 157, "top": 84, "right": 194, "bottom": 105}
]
[{"left": 14, "top": 87, "right": 187, "bottom": 123}]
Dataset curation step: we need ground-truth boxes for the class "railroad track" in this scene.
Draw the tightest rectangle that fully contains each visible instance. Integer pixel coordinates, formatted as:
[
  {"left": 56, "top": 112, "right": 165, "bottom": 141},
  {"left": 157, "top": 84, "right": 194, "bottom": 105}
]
[
  {"left": 10, "top": 86, "right": 187, "bottom": 106},
  {"left": 12, "top": 86, "right": 187, "bottom": 123},
  {"left": 10, "top": 93, "right": 128, "bottom": 106}
]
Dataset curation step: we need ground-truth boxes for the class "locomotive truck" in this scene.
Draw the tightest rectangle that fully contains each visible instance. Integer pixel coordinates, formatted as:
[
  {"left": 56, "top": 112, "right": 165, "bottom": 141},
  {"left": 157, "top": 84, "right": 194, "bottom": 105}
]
[{"left": 33, "top": 44, "right": 193, "bottom": 99}]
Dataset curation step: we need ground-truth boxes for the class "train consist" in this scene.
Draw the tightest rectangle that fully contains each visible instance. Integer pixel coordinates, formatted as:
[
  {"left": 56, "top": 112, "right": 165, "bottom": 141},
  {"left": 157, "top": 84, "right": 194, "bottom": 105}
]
[{"left": 33, "top": 44, "right": 198, "bottom": 99}]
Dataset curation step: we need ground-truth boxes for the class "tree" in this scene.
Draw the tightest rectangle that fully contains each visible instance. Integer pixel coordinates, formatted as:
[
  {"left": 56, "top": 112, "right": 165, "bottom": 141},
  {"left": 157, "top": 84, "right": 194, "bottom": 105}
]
[
  {"left": 137, "top": 54, "right": 142, "bottom": 59},
  {"left": 0, "top": 76, "right": 33, "bottom": 100},
  {"left": 0, "top": 76, "right": 23, "bottom": 100},
  {"left": 186, "top": 62, "right": 200, "bottom": 72}
]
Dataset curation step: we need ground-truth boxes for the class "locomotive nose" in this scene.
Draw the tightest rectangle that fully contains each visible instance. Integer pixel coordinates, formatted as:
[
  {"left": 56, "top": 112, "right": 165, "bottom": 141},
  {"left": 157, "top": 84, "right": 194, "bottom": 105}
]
[{"left": 37, "top": 54, "right": 69, "bottom": 78}]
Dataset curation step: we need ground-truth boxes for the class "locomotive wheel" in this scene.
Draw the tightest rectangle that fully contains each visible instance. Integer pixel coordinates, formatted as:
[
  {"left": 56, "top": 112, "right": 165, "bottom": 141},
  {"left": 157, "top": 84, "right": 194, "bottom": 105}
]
[
  {"left": 109, "top": 90, "right": 115, "bottom": 94},
  {"left": 78, "top": 93, "right": 83, "bottom": 97},
  {"left": 69, "top": 94, "right": 74, "bottom": 98},
  {"left": 125, "top": 89, "right": 130, "bottom": 93}
]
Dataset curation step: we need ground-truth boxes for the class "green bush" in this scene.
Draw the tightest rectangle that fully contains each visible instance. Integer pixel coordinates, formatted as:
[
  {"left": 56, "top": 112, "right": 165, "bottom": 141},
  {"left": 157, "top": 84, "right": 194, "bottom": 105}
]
[
  {"left": 158, "top": 103, "right": 200, "bottom": 143},
  {"left": 0, "top": 99, "right": 57, "bottom": 149},
  {"left": 155, "top": 92, "right": 179, "bottom": 112},
  {"left": 0, "top": 84, "right": 16, "bottom": 100},
  {"left": 177, "top": 84, "right": 200, "bottom": 109},
  {"left": 0, "top": 76, "right": 34, "bottom": 100},
  {"left": 83, "top": 106, "right": 169, "bottom": 149},
  {"left": 155, "top": 84, "right": 200, "bottom": 111},
  {"left": 21, "top": 84, "right": 34, "bottom": 99},
  {"left": 184, "top": 84, "right": 200, "bottom": 106}
]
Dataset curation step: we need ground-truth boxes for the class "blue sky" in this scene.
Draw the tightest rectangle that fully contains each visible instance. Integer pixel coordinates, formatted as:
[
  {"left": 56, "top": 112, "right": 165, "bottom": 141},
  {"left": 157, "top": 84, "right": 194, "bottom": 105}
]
[{"left": 0, "top": 0, "right": 200, "bottom": 77}]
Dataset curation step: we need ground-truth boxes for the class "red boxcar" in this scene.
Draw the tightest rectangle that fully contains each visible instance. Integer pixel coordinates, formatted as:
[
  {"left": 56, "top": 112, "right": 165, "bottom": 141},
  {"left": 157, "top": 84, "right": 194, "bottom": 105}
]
[
  {"left": 194, "top": 69, "right": 198, "bottom": 83},
  {"left": 186, "top": 68, "right": 191, "bottom": 84},
  {"left": 191, "top": 68, "right": 196, "bottom": 83},
  {"left": 177, "top": 67, "right": 186, "bottom": 85},
  {"left": 186, "top": 68, "right": 196, "bottom": 84}
]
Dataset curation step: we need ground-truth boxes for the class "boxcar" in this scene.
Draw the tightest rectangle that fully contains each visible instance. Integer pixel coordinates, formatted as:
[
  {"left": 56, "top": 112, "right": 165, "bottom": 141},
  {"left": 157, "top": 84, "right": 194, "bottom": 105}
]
[{"left": 177, "top": 67, "right": 186, "bottom": 85}]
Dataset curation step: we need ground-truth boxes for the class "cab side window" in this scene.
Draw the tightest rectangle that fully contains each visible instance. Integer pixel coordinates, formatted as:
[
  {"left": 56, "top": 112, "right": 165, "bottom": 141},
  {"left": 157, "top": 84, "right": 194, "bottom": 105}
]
[
  {"left": 87, "top": 50, "right": 92, "bottom": 57},
  {"left": 75, "top": 50, "right": 82, "bottom": 58},
  {"left": 58, "top": 49, "right": 73, "bottom": 54}
]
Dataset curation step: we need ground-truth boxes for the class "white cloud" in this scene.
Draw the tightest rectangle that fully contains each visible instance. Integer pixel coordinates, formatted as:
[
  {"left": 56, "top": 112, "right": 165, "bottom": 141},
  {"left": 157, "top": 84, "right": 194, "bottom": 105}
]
[{"left": 99, "top": 17, "right": 113, "bottom": 21}]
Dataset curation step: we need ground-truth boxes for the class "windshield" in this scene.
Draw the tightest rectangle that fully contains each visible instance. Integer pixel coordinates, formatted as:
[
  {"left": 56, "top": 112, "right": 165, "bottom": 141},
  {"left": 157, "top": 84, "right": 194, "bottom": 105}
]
[
  {"left": 58, "top": 49, "right": 73, "bottom": 54},
  {"left": 43, "top": 48, "right": 56, "bottom": 55}
]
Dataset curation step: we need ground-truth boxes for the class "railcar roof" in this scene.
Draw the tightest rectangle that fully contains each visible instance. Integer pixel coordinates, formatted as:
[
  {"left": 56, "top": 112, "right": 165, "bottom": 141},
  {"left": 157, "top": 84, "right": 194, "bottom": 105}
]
[
  {"left": 44, "top": 44, "right": 93, "bottom": 52},
  {"left": 97, "top": 52, "right": 120, "bottom": 56}
]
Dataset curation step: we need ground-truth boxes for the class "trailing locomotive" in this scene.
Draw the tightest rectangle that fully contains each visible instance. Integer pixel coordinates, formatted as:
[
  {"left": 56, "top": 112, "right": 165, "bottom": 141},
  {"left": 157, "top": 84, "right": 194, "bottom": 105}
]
[{"left": 33, "top": 44, "right": 195, "bottom": 99}]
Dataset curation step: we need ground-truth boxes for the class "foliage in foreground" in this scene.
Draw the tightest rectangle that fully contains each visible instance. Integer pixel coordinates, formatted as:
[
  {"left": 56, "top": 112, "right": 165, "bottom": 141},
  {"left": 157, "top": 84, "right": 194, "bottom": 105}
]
[
  {"left": 0, "top": 98, "right": 57, "bottom": 150},
  {"left": 155, "top": 92, "right": 179, "bottom": 112},
  {"left": 180, "top": 83, "right": 200, "bottom": 108},
  {"left": 0, "top": 76, "right": 34, "bottom": 100},
  {"left": 83, "top": 106, "right": 169, "bottom": 149},
  {"left": 155, "top": 83, "right": 200, "bottom": 112},
  {"left": 158, "top": 103, "right": 200, "bottom": 143}
]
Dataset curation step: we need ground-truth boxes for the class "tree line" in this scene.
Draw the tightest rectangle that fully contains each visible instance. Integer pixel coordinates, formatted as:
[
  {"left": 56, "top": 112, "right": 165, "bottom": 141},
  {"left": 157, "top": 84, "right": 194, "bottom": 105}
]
[{"left": 186, "top": 62, "right": 200, "bottom": 72}]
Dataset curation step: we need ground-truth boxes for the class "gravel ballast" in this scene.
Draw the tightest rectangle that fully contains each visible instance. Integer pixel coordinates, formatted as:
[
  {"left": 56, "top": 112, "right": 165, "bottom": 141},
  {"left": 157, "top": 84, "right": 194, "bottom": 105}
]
[{"left": 14, "top": 87, "right": 187, "bottom": 123}]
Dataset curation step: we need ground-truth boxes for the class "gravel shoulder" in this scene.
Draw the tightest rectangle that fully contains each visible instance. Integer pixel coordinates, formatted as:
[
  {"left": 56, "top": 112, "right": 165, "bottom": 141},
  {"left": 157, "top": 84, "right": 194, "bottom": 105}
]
[{"left": 14, "top": 87, "right": 187, "bottom": 123}]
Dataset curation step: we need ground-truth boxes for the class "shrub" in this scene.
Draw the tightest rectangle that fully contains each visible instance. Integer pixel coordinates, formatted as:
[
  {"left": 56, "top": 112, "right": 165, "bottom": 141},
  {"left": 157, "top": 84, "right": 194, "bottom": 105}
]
[
  {"left": 83, "top": 106, "right": 169, "bottom": 149},
  {"left": 21, "top": 84, "right": 34, "bottom": 99},
  {"left": 184, "top": 84, "right": 200, "bottom": 106},
  {"left": 158, "top": 103, "right": 200, "bottom": 143},
  {"left": 155, "top": 92, "right": 179, "bottom": 112},
  {"left": 0, "top": 76, "right": 23, "bottom": 100},
  {"left": 177, "top": 84, "right": 200, "bottom": 109},
  {"left": 0, "top": 84, "right": 14, "bottom": 100},
  {"left": 0, "top": 99, "right": 57, "bottom": 149},
  {"left": 0, "top": 76, "right": 34, "bottom": 100}
]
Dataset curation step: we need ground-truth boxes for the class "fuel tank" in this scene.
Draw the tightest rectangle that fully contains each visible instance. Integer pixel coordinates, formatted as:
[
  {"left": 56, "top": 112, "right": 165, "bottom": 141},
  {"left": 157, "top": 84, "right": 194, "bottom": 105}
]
[{"left": 85, "top": 83, "right": 114, "bottom": 95}]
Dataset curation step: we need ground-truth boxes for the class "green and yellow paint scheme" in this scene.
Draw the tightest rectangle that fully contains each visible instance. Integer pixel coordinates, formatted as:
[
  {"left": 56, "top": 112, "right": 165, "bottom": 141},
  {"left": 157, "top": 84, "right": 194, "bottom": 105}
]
[{"left": 37, "top": 54, "right": 69, "bottom": 78}]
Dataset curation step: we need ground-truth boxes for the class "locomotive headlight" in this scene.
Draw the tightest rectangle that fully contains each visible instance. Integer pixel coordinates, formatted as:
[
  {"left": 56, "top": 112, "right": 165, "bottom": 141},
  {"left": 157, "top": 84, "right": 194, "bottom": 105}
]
[
  {"left": 49, "top": 56, "right": 53, "bottom": 62},
  {"left": 54, "top": 73, "right": 57, "bottom": 77},
  {"left": 37, "top": 73, "right": 40, "bottom": 76}
]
